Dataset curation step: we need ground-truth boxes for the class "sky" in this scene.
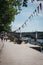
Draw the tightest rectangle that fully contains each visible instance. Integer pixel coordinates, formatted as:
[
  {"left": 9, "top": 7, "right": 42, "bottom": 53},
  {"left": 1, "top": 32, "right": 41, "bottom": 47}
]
[{"left": 11, "top": 0, "right": 43, "bottom": 32}]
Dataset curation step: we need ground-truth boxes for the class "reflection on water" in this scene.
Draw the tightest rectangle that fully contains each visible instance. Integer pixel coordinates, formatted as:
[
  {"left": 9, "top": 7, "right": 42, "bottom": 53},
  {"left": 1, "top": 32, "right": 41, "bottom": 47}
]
[
  {"left": 23, "top": 37, "right": 43, "bottom": 53},
  {"left": 37, "top": 39, "right": 43, "bottom": 43},
  {"left": 22, "top": 37, "right": 43, "bottom": 44},
  {"left": 28, "top": 38, "right": 43, "bottom": 44},
  {"left": 29, "top": 38, "right": 43, "bottom": 53},
  {"left": 41, "top": 50, "right": 43, "bottom": 53}
]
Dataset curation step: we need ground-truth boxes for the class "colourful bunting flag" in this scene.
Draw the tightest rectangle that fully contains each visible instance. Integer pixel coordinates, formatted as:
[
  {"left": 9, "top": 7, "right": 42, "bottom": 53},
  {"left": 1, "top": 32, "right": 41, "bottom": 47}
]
[
  {"left": 19, "top": 27, "right": 21, "bottom": 30},
  {"left": 29, "top": 16, "right": 31, "bottom": 19},
  {"left": 31, "top": 14, "right": 33, "bottom": 18},
  {"left": 33, "top": 11, "right": 35, "bottom": 15},
  {"left": 24, "top": 22, "right": 26, "bottom": 25},
  {"left": 39, "top": 3, "right": 42, "bottom": 10},
  {"left": 31, "top": 0, "right": 34, "bottom": 3},
  {"left": 22, "top": 24, "right": 24, "bottom": 28},
  {"left": 35, "top": 9, "right": 37, "bottom": 12},
  {"left": 37, "top": 6, "right": 39, "bottom": 13}
]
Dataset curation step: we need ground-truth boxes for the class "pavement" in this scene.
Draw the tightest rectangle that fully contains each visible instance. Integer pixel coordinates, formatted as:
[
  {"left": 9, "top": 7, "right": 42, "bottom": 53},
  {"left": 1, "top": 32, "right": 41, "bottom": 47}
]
[
  {"left": 0, "top": 40, "right": 43, "bottom": 65},
  {"left": 0, "top": 39, "right": 4, "bottom": 51}
]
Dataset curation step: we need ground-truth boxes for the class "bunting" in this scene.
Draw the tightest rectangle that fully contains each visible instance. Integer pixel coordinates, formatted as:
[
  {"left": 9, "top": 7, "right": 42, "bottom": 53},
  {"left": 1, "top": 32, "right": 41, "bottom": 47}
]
[
  {"left": 37, "top": 6, "right": 39, "bottom": 13},
  {"left": 19, "top": 27, "right": 20, "bottom": 30},
  {"left": 14, "top": 2, "right": 42, "bottom": 32},
  {"left": 22, "top": 24, "right": 24, "bottom": 28},
  {"left": 24, "top": 22, "right": 27, "bottom": 25},
  {"left": 39, "top": 3, "right": 42, "bottom": 10},
  {"left": 31, "top": 0, "right": 34, "bottom": 3}
]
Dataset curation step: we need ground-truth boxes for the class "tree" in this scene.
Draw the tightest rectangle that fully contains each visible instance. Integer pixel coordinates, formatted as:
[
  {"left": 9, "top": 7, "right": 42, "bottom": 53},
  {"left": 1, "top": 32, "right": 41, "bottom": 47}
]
[{"left": 0, "top": 0, "right": 28, "bottom": 32}]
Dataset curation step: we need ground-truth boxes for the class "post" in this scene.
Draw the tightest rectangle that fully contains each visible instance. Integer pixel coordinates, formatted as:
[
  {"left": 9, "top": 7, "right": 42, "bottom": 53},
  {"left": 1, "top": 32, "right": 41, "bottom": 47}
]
[
  {"left": 36, "top": 31, "right": 37, "bottom": 40},
  {"left": 34, "top": 31, "right": 37, "bottom": 45},
  {"left": 20, "top": 29, "right": 22, "bottom": 39},
  {"left": 35, "top": 31, "right": 37, "bottom": 45}
]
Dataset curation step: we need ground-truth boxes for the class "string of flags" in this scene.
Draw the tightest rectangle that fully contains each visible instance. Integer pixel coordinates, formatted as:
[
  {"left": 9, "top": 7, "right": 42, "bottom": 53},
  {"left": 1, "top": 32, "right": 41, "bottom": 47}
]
[
  {"left": 31, "top": 0, "right": 41, "bottom": 3},
  {"left": 31, "top": 0, "right": 34, "bottom": 3},
  {"left": 14, "top": 2, "right": 42, "bottom": 32}
]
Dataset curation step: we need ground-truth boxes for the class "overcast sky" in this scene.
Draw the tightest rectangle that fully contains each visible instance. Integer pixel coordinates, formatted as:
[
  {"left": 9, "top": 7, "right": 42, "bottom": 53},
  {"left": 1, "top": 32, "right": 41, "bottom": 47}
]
[{"left": 11, "top": 0, "right": 43, "bottom": 32}]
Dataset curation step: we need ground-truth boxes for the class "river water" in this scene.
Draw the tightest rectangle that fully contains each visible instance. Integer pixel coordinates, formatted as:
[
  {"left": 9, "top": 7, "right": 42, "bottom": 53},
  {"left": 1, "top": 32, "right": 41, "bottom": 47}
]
[{"left": 29, "top": 39, "right": 43, "bottom": 53}]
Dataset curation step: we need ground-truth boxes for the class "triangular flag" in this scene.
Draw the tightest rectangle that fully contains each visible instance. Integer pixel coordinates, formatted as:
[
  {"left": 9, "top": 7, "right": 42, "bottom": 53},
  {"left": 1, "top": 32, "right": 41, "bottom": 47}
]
[
  {"left": 35, "top": 9, "right": 37, "bottom": 12},
  {"left": 22, "top": 24, "right": 24, "bottom": 28},
  {"left": 37, "top": 6, "right": 39, "bottom": 13},
  {"left": 31, "top": 0, "right": 34, "bottom": 3},
  {"left": 39, "top": 3, "right": 42, "bottom": 10},
  {"left": 31, "top": 14, "right": 33, "bottom": 17},
  {"left": 33, "top": 11, "right": 35, "bottom": 15},
  {"left": 19, "top": 27, "right": 20, "bottom": 30},
  {"left": 29, "top": 16, "right": 31, "bottom": 19},
  {"left": 24, "top": 22, "right": 26, "bottom": 25}
]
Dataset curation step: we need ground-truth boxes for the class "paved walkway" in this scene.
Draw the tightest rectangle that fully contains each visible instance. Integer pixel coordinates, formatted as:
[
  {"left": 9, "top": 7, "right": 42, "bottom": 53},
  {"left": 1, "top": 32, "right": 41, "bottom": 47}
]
[
  {"left": 0, "top": 40, "right": 43, "bottom": 65},
  {"left": 0, "top": 39, "right": 4, "bottom": 51}
]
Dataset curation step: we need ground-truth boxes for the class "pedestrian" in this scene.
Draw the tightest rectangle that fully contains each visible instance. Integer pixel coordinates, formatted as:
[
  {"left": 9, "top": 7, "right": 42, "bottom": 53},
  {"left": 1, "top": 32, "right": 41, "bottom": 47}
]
[{"left": 1, "top": 34, "right": 3, "bottom": 41}]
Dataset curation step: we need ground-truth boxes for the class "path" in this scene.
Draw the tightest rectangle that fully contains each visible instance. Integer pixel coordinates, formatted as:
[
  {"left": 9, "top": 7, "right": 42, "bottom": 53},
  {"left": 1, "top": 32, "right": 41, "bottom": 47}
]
[{"left": 0, "top": 40, "right": 43, "bottom": 65}]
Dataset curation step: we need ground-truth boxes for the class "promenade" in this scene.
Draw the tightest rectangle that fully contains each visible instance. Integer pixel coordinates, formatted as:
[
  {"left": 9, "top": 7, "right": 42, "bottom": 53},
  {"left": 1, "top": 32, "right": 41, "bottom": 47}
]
[{"left": 0, "top": 40, "right": 43, "bottom": 65}]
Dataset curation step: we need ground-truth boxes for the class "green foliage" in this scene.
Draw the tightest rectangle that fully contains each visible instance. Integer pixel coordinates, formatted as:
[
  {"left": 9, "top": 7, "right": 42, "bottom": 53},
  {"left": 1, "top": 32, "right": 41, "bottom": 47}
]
[{"left": 0, "top": 0, "right": 28, "bottom": 32}]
